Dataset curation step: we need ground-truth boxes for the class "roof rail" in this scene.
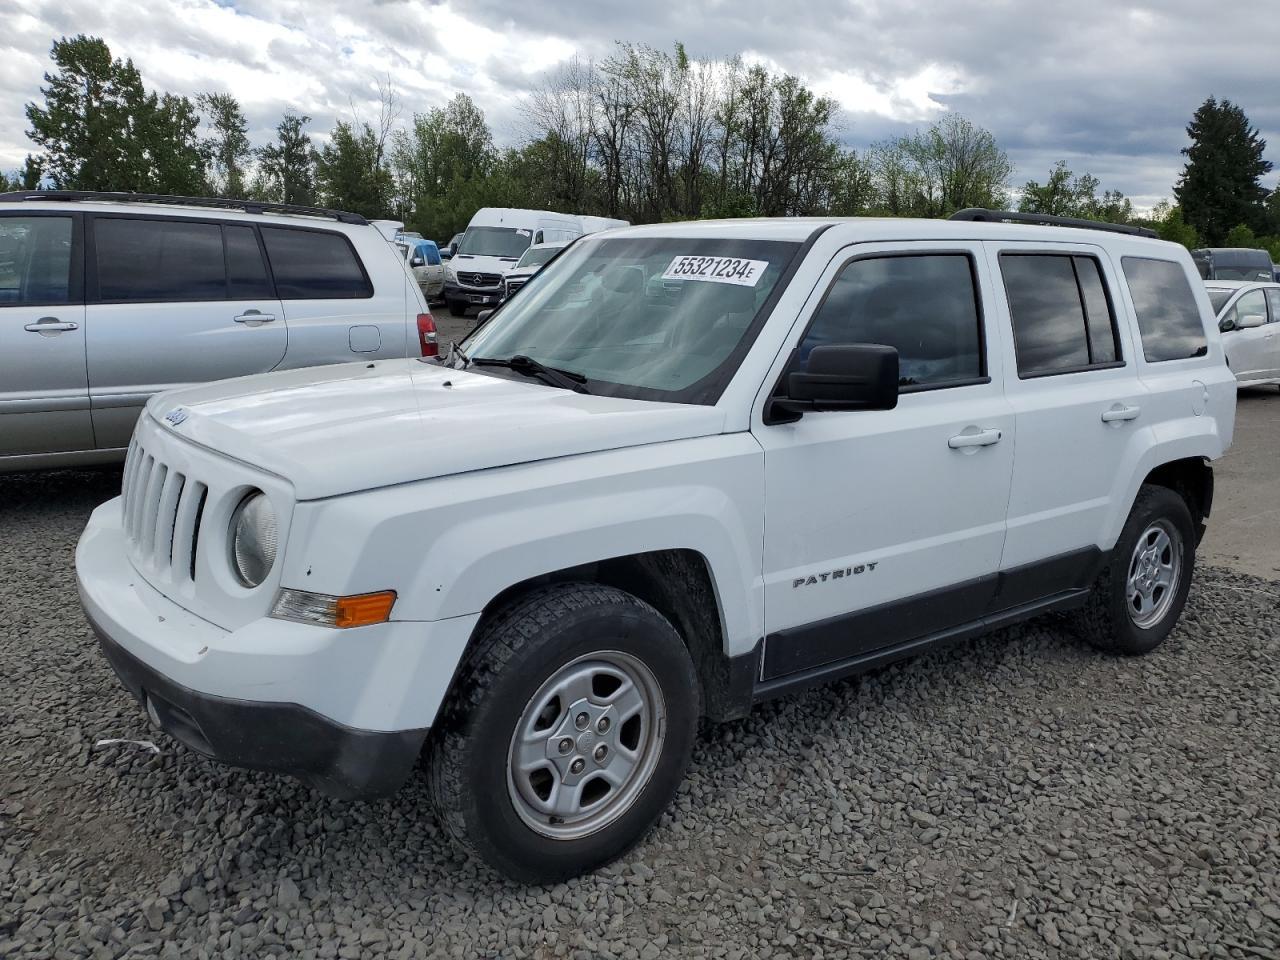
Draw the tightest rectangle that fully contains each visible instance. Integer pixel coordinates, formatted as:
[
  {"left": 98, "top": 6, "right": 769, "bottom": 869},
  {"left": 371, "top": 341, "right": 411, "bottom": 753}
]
[
  {"left": 0, "top": 190, "right": 369, "bottom": 225},
  {"left": 950, "top": 207, "right": 1158, "bottom": 239}
]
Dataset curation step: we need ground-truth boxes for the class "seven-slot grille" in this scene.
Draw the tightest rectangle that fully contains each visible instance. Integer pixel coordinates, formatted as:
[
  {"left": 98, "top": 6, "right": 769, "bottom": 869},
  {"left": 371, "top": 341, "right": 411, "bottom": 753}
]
[{"left": 121, "top": 438, "right": 208, "bottom": 581}]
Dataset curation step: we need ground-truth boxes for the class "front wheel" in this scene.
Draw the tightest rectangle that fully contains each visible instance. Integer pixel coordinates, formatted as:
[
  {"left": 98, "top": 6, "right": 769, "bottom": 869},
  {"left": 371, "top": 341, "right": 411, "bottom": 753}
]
[
  {"left": 446, "top": 298, "right": 467, "bottom": 317},
  {"left": 428, "top": 583, "right": 699, "bottom": 882},
  {"left": 1071, "top": 484, "right": 1196, "bottom": 655}
]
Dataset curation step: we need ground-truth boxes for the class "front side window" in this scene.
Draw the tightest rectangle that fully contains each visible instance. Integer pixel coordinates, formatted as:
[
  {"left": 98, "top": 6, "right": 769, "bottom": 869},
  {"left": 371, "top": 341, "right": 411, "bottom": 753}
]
[
  {"left": 419, "top": 242, "right": 441, "bottom": 266},
  {"left": 1206, "top": 288, "right": 1234, "bottom": 315},
  {"left": 458, "top": 226, "right": 532, "bottom": 259},
  {"left": 1225, "top": 289, "right": 1268, "bottom": 330},
  {"left": 1121, "top": 257, "right": 1209, "bottom": 362},
  {"left": 1265, "top": 288, "right": 1280, "bottom": 321},
  {"left": 260, "top": 227, "right": 372, "bottom": 300},
  {"left": 517, "top": 246, "right": 561, "bottom": 270},
  {"left": 1002, "top": 254, "right": 1120, "bottom": 377},
  {"left": 95, "top": 218, "right": 224, "bottom": 301},
  {"left": 0, "top": 216, "right": 73, "bottom": 306},
  {"left": 463, "top": 236, "right": 800, "bottom": 404},
  {"left": 800, "top": 254, "right": 984, "bottom": 388}
]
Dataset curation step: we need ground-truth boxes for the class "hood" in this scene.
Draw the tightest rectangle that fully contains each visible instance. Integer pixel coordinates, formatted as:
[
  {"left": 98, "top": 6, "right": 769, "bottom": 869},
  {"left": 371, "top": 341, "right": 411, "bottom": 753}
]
[
  {"left": 147, "top": 360, "right": 726, "bottom": 500},
  {"left": 450, "top": 253, "right": 519, "bottom": 278}
]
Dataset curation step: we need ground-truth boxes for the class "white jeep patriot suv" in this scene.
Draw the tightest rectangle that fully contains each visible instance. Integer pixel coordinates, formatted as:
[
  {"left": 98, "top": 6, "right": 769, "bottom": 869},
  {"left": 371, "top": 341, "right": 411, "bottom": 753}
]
[{"left": 76, "top": 210, "right": 1236, "bottom": 881}]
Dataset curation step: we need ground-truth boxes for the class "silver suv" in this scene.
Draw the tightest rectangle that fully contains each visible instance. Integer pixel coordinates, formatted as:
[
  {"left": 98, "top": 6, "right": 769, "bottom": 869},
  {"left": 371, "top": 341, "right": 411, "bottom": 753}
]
[{"left": 0, "top": 191, "right": 434, "bottom": 472}]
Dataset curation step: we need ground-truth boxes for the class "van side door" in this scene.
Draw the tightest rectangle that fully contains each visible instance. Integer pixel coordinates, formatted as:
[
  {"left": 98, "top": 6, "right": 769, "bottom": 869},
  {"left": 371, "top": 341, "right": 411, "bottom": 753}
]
[
  {"left": 86, "top": 215, "right": 287, "bottom": 449},
  {"left": 755, "top": 242, "right": 1016, "bottom": 682}
]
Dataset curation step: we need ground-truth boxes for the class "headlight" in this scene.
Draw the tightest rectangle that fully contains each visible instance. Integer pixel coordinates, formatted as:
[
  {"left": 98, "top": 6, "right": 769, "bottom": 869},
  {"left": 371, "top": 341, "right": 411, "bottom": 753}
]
[
  {"left": 445, "top": 264, "right": 456, "bottom": 282},
  {"left": 229, "top": 491, "right": 277, "bottom": 588}
]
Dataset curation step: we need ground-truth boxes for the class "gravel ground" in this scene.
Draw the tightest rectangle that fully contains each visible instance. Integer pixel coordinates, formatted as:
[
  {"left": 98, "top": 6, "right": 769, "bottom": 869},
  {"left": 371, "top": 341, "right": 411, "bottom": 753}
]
[{"left": 2, "top": 469, "right": 1279, "bottom": 960}]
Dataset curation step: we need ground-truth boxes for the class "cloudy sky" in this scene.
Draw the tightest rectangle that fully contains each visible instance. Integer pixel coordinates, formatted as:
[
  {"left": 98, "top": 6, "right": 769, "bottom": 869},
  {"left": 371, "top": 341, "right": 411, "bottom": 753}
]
[{"left": 3, "top": 0, "right": 1278, "bottom": 210}]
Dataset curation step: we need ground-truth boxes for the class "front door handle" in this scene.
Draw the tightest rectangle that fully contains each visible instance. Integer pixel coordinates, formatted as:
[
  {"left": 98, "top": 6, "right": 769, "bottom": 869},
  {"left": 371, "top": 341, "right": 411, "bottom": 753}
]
[
  {"left": 24, "top": 317, "right": 78, "bottom": 334},
  {"left": 234, "top": 311, "right": 277, "bottom": 324},
  {"left": 948, "top": 428, "right": 1003, "bottom": 449},
  {"left": 1101, "top": 404, "right": 1141, "bottom": 423}
]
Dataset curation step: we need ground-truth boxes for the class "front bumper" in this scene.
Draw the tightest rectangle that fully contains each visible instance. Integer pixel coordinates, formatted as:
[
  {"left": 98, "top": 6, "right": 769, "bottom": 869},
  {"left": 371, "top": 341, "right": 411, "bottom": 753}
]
[
  {"left": 74, "top": 499, "right": 480, "bottom": 799},
  {"left": 89, "top": 615, "right": 424, "bottom": 799},
  {"left": 443, "top": 282, "right": 502, "bottom": 306}
]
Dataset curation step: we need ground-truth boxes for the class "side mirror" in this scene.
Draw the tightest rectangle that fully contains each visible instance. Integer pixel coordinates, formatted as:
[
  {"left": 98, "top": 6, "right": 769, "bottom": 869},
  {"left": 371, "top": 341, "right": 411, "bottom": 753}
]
[
  {"left": 410, "top": 256, "right": 425, "bottom": 268},
  {"left": 475, "top": 309, "right": 494, "bottom": 324},
  {"left": 769, "top": 344, "right": 899, "bottom": 421},
  {"left": 1238, "top": 312, "right": 1266, "bottom": 329},
  {"left": 441, "top": 248, "right": 454, "bottom": 260},
  {"left": 1219, "top": 316, "right": 1235, "bottom": 332}
]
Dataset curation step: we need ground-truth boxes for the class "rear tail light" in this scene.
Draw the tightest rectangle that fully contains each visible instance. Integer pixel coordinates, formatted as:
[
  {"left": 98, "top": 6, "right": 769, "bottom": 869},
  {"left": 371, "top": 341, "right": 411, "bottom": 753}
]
[{"left": 416, "top": 312, "right": 438, "bottom": 357}]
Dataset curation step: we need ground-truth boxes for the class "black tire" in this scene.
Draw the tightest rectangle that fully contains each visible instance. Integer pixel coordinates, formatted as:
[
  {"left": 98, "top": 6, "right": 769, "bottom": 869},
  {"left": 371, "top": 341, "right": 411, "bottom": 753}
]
[
  {"left": 447, "top": 299, "right": 467, "bottom": 317},
  {"left": 427, "top": 582, "right": 699, "bottom": 883},
  {"left": 1071, "top": 484, "right": 1196, "bottom": 655}
]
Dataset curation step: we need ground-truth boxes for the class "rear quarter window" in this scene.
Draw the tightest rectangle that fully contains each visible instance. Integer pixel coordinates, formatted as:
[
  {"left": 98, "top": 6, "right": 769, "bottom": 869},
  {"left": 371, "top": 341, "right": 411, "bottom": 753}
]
[
  {"left": 260, "top": 227, "right": 373, "bottom": 300},
  {"left": 1121, "top": 257, "right": 1209, "bottom": 362}
]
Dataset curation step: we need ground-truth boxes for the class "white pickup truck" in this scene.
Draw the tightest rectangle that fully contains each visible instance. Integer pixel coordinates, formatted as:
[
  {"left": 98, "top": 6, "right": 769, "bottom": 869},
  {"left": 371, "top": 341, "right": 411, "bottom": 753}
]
[{"left": 77, "top": 211, "right": 1235, "bottom": 881}]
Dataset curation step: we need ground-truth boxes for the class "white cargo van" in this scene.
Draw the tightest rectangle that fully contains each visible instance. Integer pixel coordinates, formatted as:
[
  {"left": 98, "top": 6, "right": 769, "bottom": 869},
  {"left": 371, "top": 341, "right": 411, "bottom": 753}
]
[
  {"left": 443, "top": 208, "right": 585, "bottom": 316},
  {"left": 578, "top": 215, "right": 630, "bottom": 235}
]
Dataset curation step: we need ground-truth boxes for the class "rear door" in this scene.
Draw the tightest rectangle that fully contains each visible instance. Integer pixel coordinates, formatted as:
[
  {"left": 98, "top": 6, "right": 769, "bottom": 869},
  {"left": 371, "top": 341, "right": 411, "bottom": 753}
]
[
  {"left": 86, "top": 215, "right": 286, "bottom": 449},
  {"left": 0, "top": 211, "right": 91, "bottom": 457},
  {"left": 987, "top": 242, "right": 1146, "bottom": 590}
]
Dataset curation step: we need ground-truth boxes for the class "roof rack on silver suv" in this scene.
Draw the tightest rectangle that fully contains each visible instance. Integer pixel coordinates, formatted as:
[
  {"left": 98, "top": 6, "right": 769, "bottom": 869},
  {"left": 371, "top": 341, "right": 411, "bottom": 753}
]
[
  {"left": 0, "top": 190, "right": 369, "bottom": 226},
  {"left": 950, "top": 207, "right": 1157, "bottom": 239}
]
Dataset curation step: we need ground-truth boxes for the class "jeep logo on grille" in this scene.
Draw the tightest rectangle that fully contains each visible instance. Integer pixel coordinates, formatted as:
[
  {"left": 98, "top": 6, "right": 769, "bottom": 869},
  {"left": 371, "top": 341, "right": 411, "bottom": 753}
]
[{"left": 164, "top": 408, "right": 188, "bottom": 427}]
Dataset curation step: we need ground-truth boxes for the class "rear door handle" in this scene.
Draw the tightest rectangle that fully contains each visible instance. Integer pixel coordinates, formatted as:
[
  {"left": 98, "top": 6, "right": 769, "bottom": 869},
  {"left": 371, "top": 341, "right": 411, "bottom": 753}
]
[
  {"left": 234, "top": 311, "right": 277, "bottom": 324},
  {"left": 24, "top": 317, "right": 78, "bottom": 333},
  {"left": 1101, "top": 404, "right": 1141, "bottom": 423},
  {"left": 948, "top": 428, "right": 1002, "bottom": 449}
]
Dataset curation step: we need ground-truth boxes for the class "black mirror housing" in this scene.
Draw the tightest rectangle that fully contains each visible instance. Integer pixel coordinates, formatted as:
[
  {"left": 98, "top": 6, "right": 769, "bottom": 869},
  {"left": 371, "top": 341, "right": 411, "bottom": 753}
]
[
  {"left": 769, "top": 344, "right": 899, "bottom": 422},
  {"left": 476, "top": 309, "right": 495, "bottom": 324}
]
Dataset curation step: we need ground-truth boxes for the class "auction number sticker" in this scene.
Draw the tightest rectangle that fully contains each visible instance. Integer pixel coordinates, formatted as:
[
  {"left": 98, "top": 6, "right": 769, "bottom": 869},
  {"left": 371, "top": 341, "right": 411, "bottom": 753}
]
[{"left": 662, "top": 255, "right": 768, "bottom": 286}]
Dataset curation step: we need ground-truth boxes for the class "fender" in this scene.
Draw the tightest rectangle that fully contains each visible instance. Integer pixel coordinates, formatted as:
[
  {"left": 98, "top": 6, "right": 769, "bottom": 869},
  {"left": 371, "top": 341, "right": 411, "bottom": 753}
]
[{"left": 281, "top": 434, "right": 767, "bottom": 659}]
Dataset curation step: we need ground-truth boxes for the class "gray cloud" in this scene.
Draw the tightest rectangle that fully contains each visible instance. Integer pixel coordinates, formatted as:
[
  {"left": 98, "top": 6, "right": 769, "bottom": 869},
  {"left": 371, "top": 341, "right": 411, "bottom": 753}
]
[{"left": 1, "top": 0, "right": 1278, "bottom": 208}]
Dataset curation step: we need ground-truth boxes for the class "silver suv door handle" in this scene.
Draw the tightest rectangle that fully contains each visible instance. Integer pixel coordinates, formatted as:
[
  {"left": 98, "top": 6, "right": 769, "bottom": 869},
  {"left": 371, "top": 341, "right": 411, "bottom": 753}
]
[
  {"left": 24, "top": 317, "right": 78, "bottom": 333},
  {"left": 948, "top": 428, "right": 1002, "bottom": 449},
  {"left": 1101, "top": 404, "right": 1141, "bottom": 423},
  {"left": 234, "top": 311, "right": 277, "bottom": 324}
]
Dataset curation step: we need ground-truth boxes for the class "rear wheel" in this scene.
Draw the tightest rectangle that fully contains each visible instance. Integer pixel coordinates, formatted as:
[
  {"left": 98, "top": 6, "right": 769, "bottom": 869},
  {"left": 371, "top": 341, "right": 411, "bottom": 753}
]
[
  {"left": 428, "top": 583, "right": 699, "bottom": 882},
  {"left": 1071, "top": 485, "right": 1196, "bottom": 655}
]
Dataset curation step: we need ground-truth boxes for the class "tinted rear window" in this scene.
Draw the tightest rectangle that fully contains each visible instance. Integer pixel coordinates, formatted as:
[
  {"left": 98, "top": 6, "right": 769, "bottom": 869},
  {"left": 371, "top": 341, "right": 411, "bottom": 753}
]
[
  {"left": 260, "top": 227, "right": 372, "bottom": 299},
  {"left": 95, "top": 218, "right": 225, "bottom": 301},
  {"left": 1121, "top": 257, "right": 1208, "bottom": 362},
  {"left": 1001, "top": 254, "right": 1120, "bottom": 376},
  {"left": 225, "top": 225, "right": 273, "bottom": 299}
]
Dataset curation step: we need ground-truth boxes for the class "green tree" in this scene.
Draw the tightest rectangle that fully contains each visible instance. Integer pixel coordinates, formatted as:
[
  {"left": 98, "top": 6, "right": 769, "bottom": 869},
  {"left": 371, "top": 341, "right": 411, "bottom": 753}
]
[
  {"left": 25, "top": 35, "right": 205, "bottom": 193},
  {"left": 315, "top": 120, "right": 393, "bottom": 217},
  {"left": 1174, "top": 97, "right": 1271, "bottom": 246},
  {"left": 199, "top": 92, "right": 252, "bottom": 197},
  {"left": 1223, "top": 223, "right": 1259, "bottom": 248},
  {"left": 1148, "top": 200, "right": 1199, "bottom": 249},
  {"left": 391, "top": 94, "right": 497, "bottom": 236},
  {"left": 256, "top": 111, "right": 315, "bottom": 205},
  {"left": 869, "top": 114, "right": 1011, "bottom": 217},
  {"left": 1020, "top": 161, "right": 1133, "bottom": 222}
]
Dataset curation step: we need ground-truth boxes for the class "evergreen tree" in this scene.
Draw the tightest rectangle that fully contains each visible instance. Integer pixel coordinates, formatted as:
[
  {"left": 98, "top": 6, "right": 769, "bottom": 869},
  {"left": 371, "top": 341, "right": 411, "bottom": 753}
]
[
  {"left": 1174, "top": 97, "right": 1271, "bottom": 246},
  {"left": 315, "top": 120, "right": 393, "bottom": 217}
]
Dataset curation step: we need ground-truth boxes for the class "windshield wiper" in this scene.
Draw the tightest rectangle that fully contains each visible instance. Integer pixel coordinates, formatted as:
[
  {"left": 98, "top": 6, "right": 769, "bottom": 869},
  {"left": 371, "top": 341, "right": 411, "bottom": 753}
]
[
  {"left": 471, "top": 354, "right": 590, "bottom": 393},
  {"left": 444, "top": 340, "right": 471, "bottom": 368}
]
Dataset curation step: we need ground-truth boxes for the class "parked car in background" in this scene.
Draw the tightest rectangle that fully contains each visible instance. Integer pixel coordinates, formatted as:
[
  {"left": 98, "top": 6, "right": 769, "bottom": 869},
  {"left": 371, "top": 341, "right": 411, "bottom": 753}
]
[
  {"left": 578, "top": 215, "right": 630, "bottom": 235},
  {"left": 78, "top": 209, "right": 1233, "bottom": 881},
  {"left": 1192, "top": 247, "right": 1273, "bottom": 282},
  {"left": 397, "top": 237, "right": 445, "bottom": 300},
  {"left": 443, "top": 208, "right": 586, "bottom": 316},
  {"left": 370, "top": 219, "right": 405, "bottom": 242},
  {"left": 0, "top": 190, "right": 437, "bottom": 473},
  {"left": 1206, "top": 280, "right": 1280, "bottom": 387},
  {"left": 502, "top": 240, "right": 569, "bottom": 300}
]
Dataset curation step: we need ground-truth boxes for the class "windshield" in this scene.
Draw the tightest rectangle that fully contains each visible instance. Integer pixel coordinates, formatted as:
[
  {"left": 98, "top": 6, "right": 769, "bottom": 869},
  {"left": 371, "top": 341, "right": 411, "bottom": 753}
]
[
  {"left": 460, "top": 236, "right": 800, "bottom": 404},
  {"left": 517, "top": 246, "right": 562, "bottom": 269},
  {"left": 1212, "top": 266, "right": 1272, "bottom": 281},
  {"left": 458, "top": 226, "right": 532, "bottom": 258},
  {"left": 1206, "top": 289, "right": 1235, "bottom": 314}
]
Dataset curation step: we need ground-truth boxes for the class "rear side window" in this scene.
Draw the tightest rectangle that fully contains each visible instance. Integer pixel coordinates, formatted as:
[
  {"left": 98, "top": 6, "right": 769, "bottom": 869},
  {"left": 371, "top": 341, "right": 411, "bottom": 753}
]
[
  {"left": 1001, "top": 254, "right": 1121, "bottom": 377},
  {"left": 0, "top": 215, "right": 74, "bottom": 306},
  {"left": 95, "top": 218, "right": 225, "bottom": 301},
  {"left": 1121, "top": 257, "right": 1208, "bottom": 362},
  {"left": 260, "top": 227, "right": 372, "bottom": 299},
  {"left": 800, "top": 253, "right": 984, "bottom": 388},
  {"left": 224, "top": 226, "right": 273, "bottom": 299}
]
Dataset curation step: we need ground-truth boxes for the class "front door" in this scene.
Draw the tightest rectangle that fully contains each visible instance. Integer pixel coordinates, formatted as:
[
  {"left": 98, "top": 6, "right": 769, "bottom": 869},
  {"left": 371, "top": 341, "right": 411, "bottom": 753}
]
[
  {"left": 0, "top": 212, "right": 92, "bottom": 458},
  {"left": 85, "top": 216, "right": 287, "bottom": 449},
  {"left": 1222, "top": 288, "right": 1272, "bottom": 382},
  {"left": 756, "top": 242, "right": 1016, "bottom": 680}
]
